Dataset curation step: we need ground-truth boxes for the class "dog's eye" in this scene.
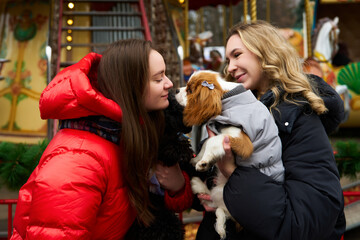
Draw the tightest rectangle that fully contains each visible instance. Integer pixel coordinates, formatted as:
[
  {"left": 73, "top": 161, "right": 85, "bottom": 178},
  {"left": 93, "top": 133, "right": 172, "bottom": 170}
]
[{"left": 186, "top": 88, "right": 192, "bottom": 94}]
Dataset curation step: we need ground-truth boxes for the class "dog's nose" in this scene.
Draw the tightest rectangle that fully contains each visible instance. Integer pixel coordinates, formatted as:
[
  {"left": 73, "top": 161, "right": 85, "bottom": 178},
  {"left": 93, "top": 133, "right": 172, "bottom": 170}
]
[{"left": 175, "top": 89, "right": 180, "bottom": 94}]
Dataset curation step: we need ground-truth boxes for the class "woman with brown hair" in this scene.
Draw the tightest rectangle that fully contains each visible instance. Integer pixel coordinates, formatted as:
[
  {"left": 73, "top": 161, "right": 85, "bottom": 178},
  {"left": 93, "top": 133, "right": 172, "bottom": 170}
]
[{"left": 10, "top": 39, "right": 193, "bottom": 240}]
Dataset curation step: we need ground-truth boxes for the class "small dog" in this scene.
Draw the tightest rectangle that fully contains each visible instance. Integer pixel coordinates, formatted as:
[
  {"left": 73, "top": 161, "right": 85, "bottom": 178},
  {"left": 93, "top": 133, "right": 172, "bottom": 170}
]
[{"left": 176, "top": 70, "right": 284, "bottom": 239}]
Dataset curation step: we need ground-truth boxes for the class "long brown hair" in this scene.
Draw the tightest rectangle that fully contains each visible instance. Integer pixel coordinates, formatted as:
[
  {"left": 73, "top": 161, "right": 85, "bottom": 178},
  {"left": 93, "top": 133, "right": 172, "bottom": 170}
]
[
  {"left": 97, "top": 39, "right": 164, "bottom": 226},
  {"left": 225, "top": 21, "right": 327, "bottom": 115}
]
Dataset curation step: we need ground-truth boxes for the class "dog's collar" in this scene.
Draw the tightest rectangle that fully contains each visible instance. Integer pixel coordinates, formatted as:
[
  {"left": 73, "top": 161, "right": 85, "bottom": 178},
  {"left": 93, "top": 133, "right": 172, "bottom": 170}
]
[{"left": 222, "top": 84, "right": 247, "bottom": 100}]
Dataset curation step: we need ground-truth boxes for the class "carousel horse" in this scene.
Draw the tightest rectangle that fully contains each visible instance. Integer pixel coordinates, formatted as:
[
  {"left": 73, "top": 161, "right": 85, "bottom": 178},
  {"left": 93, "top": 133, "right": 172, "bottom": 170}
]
[
  {"left": 188, "top": 31, "right": 213, "bottom": 68},
  {"left": 312, "top": 17, "right": 339, "bottom": 86},
  {"left": 312, "top": 17, "right": 351, "bottom": 120}
]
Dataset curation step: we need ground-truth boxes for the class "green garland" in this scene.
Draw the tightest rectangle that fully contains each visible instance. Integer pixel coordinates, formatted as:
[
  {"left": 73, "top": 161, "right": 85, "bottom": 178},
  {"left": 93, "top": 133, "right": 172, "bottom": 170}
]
[
  {"left": 335, "top": 140, "right": 360, "bottom": 179},
  {"left": 0, "top": 139, "right": 49, "bottom": 190},
  {"left": 0, "top": 139, "right": 359, "bottom": 190}
]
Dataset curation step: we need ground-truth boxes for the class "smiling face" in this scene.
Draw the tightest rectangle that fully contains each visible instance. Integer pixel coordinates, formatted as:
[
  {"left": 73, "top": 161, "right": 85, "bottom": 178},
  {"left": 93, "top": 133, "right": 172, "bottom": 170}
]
[
  {"left": 144, "top": 50, "right": 173, "bottom": 112},
  {"left": 225, "top": 34, "right": 267, "bottom": 93}
]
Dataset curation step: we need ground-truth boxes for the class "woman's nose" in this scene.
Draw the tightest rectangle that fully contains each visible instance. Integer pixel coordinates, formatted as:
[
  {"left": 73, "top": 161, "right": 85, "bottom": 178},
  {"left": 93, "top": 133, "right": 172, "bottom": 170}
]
[
  {"left": 227, "top": 60, "right": 235, "bottom": 73},
  {"left": 165, "top": 76, "right": 173, "bottom": 89}
]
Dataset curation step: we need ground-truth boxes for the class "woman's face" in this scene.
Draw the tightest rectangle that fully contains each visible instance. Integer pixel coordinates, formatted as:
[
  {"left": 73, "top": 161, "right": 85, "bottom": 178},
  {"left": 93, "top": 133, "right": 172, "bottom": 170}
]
[
  {"left": 225, "top": 34, "right": 266, "bottom": 92},
  {"left": 144, "top": 50, "right": 173, "bottom": 112}
]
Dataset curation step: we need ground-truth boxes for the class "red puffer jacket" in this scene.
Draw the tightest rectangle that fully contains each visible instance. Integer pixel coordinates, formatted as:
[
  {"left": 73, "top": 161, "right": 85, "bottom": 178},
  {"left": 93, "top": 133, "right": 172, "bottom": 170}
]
[{"left": 11, "top": 53, "right": 193, "bottom": 240}]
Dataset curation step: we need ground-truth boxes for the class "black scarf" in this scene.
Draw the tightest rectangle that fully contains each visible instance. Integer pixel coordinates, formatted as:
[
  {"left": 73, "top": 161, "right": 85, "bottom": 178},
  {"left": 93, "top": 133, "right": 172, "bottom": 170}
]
[{"left": 59, "top": 116, "right": 121, "bottom": 144}]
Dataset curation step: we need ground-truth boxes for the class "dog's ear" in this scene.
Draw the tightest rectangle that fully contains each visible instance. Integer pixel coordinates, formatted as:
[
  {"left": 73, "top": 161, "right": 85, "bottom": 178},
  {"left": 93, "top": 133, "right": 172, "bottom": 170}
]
[{"left": 183, "top": 81, "right": 224, "bottom": 126}]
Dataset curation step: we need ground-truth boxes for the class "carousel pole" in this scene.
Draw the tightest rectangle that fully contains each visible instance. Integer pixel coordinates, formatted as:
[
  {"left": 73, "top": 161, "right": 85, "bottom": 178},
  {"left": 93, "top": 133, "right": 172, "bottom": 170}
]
[
  {"left": 200, "top": 8, "right": 204, "bottom": 33},
  {"left": 229, "top": 0, "right": 233, "bottom": 27},
  {"left": 243, "top": 0, "right": 248, "bottom": 23},
  {"left": 196, "top": 9, "right": 200, "bottom": 34},
  {"left": 184, "top": 0, "right": 189, "bottom": 57},
  {"left": 304, "top": 0, "right": 312, "bottom": 57},
  {"left": 0, "top": 1, "right": 7, "bottom": 51},
  {"left": 224, "top": 0, "right": 233, "bottom": 45},
  {"left": 266, "top": 0, "right": 270, "bottom": 22},
  {"left": 250, "top": 0, "right": 257, "bottom": 22},
  {"left": 196, "top": 8, "right": 204, "bottom": 34},
  {"left": 223, "top": 5, "right": 227, "bottom": 46}
]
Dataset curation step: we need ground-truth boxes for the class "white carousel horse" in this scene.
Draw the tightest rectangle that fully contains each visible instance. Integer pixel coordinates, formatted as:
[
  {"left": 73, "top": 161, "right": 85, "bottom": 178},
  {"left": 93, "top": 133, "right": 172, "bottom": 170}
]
[
  {"left": 313, "top": 17, "right": 351, "bottom": 121},
  {"left": 313, "top": 17, "right": 340, "bottom": 65},
  {"left": 188, "top": 31, "right": 213, "bottom": 68}
]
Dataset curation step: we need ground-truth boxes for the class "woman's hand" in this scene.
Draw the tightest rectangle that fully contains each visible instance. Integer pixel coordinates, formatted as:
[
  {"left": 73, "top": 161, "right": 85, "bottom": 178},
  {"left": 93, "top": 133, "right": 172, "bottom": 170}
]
[
  {"left": 155, "top": 163, "right": 185, "bottom": 195},
  {"left": 197, "top": 193, "right": 216, "bottom": 212},
  {"left": 206, "top": 126, "right": 236, "bottom": 179}
]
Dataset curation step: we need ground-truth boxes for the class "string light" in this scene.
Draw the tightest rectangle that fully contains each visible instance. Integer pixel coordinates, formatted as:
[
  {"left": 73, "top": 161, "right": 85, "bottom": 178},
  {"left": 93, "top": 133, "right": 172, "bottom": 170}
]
[{"left": 66, "top": 2, "right": 74, "bottom": 52}]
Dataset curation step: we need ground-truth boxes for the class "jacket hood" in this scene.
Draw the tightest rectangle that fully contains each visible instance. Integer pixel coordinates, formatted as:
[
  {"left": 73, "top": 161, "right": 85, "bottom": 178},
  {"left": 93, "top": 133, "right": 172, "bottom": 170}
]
[
  {"left": 309, "top": 74, "right": 345, "bottom": 134},
  {"left": 39, "top": 53, "right": 123, "bottom": 122}
]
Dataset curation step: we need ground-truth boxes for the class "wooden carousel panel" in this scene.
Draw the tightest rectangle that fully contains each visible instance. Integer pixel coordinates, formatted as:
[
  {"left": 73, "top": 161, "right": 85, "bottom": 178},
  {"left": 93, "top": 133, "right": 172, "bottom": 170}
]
[
  {"left": 0, "top": 1, "right": 49, "bottom": 143},
  {"left": 0, "top": 97, "right": 11, "bottom": 127},
  {"left": 16, "top": 98, "right": 46, "bottom": 132}
]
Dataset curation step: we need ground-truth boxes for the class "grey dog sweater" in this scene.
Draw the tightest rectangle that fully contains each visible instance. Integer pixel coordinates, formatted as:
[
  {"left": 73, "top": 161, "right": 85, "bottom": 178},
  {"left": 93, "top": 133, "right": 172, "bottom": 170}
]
[{"left": 207, "top": 84, "right": 284, "bottom": 182}]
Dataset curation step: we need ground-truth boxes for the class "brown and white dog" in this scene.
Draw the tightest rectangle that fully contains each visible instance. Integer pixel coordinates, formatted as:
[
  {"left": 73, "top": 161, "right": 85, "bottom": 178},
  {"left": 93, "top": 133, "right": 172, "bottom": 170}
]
[
  {"left": 176, "top": 70, "right": 284, "bottom": 239},
  {"left": 175, "top": 70, "right": 253, "bottom": 239},
  {"left": 176, "top": 70, "right": 254, "bottom": 171}
]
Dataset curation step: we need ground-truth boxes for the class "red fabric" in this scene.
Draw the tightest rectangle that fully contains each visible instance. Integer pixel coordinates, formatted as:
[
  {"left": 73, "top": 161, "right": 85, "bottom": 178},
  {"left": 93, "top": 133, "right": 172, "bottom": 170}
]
[
  {"left": 189, "top": 0, "right": 242, "bottom": 10},
  {"left": 39, "top": 52, "right": 123, "bottom": 122},
  {"left": 11, "top": 53, "right": 135, "bottom": 239},
  {"left": 11, "top": 129, "right": 136, "bottom": 240},
  {"left": 164, "top": 171, "right": 194, "bottom": 213}
]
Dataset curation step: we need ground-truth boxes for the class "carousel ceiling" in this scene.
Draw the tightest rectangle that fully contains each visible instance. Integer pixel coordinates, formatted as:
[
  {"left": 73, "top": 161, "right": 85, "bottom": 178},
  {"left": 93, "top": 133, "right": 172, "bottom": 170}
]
[{"left": 188, "top": 0, "right": 242, "bottom": 10}]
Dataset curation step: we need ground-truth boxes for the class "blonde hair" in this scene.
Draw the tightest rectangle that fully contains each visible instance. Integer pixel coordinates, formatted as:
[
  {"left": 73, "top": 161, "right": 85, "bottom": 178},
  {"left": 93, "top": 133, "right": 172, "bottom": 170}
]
[{"left": 225, "top": 21, "right": 327, "bottom": 115}]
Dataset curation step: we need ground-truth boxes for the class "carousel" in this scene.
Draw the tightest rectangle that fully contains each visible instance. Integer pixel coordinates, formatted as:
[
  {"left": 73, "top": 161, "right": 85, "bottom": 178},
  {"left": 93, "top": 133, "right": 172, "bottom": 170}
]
[
  {"left": 0, "top": 0, "right": 360, "bottom": 239},
  {"left": 174, "top": 0, "right": 360, "bottom": 238}
]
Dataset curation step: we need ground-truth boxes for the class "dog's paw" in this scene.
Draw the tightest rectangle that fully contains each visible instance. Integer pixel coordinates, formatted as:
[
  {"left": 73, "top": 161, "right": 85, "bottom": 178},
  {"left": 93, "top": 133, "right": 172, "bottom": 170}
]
[
  {"left": 218, "top": 229, "right": 226, "bottom": 240},
  {"left": 215, "top": 221, "right": 226, "bottom": 240},
  {"left": 190, "top": 177, "right": 210, "bottom": 195},
  {"left": 218, "top": 231, "right": 226, "bottom": 240},
  {"left": 215, "top": 208, "right": 227, "bottom": 240}
]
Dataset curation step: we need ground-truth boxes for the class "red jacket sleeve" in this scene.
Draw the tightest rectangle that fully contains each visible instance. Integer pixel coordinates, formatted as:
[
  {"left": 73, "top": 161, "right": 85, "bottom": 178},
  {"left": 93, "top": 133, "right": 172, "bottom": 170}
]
[{"left": 164, "top": 171, "right": 194, "bottom": 212}]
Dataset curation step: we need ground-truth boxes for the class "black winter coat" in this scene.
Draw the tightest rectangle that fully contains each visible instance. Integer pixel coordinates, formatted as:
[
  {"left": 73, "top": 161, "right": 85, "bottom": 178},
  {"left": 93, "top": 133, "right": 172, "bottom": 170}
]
[{"left": 196, "top": 75, "right": 346, "bottom": 240}]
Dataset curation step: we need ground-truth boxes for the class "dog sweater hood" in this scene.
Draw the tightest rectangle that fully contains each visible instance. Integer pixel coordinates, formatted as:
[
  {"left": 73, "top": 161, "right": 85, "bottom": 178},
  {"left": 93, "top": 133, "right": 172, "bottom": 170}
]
[{"left": 207, "top": 85, "right": 284, "bottom": 182}]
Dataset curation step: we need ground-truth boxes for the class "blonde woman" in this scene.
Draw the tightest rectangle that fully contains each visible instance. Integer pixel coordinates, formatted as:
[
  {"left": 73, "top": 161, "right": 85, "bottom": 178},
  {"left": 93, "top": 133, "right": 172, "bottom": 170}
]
[{"left": 196, "top": 21, "right": 345, "bottom": 240}]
